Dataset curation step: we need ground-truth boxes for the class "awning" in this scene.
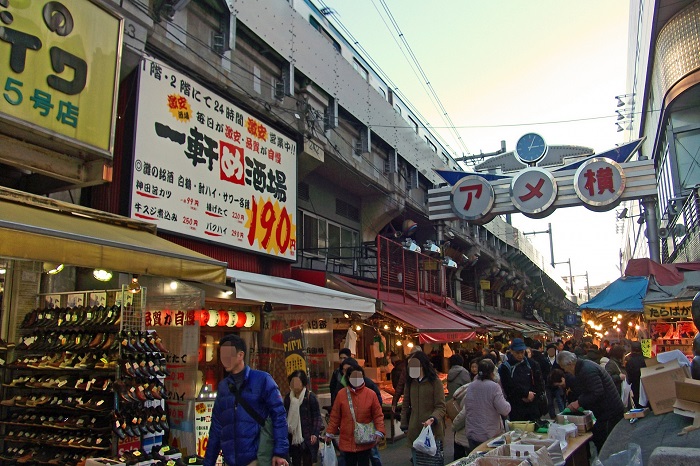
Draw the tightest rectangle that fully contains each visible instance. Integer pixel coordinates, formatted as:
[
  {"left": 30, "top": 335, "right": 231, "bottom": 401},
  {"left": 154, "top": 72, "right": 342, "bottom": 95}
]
[
  {"left": 379, "top": 300, "right": 476, "bottom": 343},
  {"left": 444, "top": 298, "right": 497, "bottom": 329},
  {"left": 0, "top": 194, "right": 227, "bottom": 284},
  {"left": 579, "top": 276, "right": 648, "bottom": 312},
  {"left": 227, "top": 269, "right": 376, "bottom": 315}
]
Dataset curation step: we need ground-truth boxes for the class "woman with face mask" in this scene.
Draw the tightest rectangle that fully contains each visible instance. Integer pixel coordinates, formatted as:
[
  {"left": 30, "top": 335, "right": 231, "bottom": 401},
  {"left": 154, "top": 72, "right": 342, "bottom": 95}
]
[
  {"left": 325, "top": 366, "right": 385, "bottom": 466},
  {"left": 400, "top": 351, "right": 446, "bottom": 466},
  {"left": 462, "top": 359, "right": 511, "bottom": 455},
  {"left": 284, "top": 370, "right": 323, "bottom": 466}
]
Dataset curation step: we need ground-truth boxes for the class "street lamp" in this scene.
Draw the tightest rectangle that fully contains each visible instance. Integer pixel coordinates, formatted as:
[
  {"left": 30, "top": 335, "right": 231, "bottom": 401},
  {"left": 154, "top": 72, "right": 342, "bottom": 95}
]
[{"left": 571, "top": 272, "right": 590, "bottom": 302}]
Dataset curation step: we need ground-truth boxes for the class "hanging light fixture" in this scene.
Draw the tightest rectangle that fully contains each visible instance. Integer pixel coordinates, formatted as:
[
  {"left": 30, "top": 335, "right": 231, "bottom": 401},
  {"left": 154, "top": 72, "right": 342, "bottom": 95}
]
[
  {"left": 127, "top": 276, "right": 141, "bottom": 293},
  {"left": 44, "top": 263, "right": 64, "bottom": 275},
  {"left": 93, "top": 269, "right": 113, "bottom": 282}
]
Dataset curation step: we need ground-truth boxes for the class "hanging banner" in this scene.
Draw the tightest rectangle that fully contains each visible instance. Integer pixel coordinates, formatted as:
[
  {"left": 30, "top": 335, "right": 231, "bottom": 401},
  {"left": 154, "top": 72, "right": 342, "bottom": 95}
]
[
  {"left": 282, "top": 326, "right": 307, "bottom": 376},
  {"left": 132, "top": 55, "right": 297, "bottom": 260},
  {"left": 644, "top": 301, "right": 692, "bottom": 320}
]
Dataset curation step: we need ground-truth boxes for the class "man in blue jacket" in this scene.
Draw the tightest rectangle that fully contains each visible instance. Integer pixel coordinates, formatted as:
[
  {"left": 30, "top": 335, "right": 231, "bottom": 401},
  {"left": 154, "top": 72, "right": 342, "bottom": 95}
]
[{"left": 204, "top": 334, "right": 289, "bottom": 466}]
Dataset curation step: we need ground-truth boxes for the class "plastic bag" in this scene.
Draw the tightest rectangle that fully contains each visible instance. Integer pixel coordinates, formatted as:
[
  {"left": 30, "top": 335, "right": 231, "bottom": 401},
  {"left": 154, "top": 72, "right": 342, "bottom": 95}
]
[
  {"left": 413, "top": 425, "right": 437, "bottom": 456},
  {"left": 621, "top": 379, "right": 632, "bottom": 407},
  {"left": 321, "top": 441, "right": 338, "bottom": 466},
  {"left": 592, "top": 443, "right": 642, "bottom": 466}
]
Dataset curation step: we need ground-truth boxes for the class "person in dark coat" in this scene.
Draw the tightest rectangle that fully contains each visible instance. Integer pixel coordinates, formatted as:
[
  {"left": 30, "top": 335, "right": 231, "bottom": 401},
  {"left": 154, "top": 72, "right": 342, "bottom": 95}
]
[
  {"left": 329, "top": 348, "right": 352, "bottom": 408},
  {"left": 557, "top": 351, "right": 625, "bottom": 454},
  {"left": 284, "top": 370, "right": 323, "bottom": 466},
  {"left": 625, "top": 341, "right": 647, "bottom": 408},
  {"left": 604, "top": 344, "right": 627, "bottom": 401},
  {"left": 498, "top": 338, "right": 545, "bottom": 421},
  {"left": 530, "top": 341, "right": 552, "bottom": 387}
]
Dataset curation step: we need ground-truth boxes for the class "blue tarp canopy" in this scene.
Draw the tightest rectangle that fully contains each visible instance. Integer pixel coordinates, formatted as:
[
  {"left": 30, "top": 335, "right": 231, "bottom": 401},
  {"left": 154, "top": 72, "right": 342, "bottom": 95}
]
[{"left": 579, "top": 276, "right": 649, "bottom": 312}]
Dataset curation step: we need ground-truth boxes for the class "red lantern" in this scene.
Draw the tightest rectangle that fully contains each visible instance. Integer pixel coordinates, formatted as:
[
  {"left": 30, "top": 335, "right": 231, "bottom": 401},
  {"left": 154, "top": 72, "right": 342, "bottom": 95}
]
[
  {"left": 217, "top": 310, "right": 229, "bottom": 327},
  {"left": 197, "top": 309, "right": 210, "bottom": 327},
  {"left": 235, "top": 311, "right": 247, "bottom": 328}
]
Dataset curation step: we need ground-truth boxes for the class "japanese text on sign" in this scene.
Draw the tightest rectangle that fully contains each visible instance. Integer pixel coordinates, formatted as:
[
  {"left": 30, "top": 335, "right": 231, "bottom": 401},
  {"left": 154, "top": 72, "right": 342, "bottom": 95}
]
[{"left": 131, "top": 56, "right": 297, "bottom": 259}]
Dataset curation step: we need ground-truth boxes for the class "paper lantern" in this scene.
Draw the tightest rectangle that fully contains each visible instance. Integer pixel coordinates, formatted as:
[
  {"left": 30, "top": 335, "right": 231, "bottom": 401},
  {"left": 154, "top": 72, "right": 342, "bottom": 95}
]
[
  {"left": 235, "top": 311, "right": 246, "bottom": 328},
  {"left": 206, "top": 309, "right": 218, "bottom": 327},
  {"left": 244, "top": 312, "right": 256, "bottom": 328},
  {"left": 227, "top": 310, "right": 238, "bottom": 328},
  {"left": 197, "top": 309, "right": 210, "bottom": 327},
  {"left": 217, "top": 310, "right": 229, "bottom": 327}
]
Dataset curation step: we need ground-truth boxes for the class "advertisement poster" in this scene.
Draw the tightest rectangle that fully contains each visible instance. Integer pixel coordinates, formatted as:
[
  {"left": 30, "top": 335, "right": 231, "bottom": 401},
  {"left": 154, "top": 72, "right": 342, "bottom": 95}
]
[
  {"left": 282, "top": 326, "right": 307, "bottom": 376},
  {"left": 132, "top": 56, "right": 297, "bottom": 260},
  {"left": 195, "top": 400, "right": 215, "bottom": 457}
]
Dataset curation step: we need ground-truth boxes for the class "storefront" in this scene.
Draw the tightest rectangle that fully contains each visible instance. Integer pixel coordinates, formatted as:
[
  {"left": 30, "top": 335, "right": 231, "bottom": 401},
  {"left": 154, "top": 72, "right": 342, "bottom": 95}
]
[{"left": 0, "top": 188, "right": 228, "bottom": 459}]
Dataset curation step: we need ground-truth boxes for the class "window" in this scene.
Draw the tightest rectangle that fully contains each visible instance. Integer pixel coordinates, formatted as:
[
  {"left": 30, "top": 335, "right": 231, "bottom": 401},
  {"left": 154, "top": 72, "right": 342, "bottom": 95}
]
[
  {"left": 309, "top": 15, "right": 341, "bottom": 53},
  {"left": 299, "top": 211, "right": 359, "bottom": 261},
  {"left": 353, "top": 59, "right": 368, "bottom": 81},
  {"left": 378, "top": 88, "right": 386, "bottom": 100},
  {"left": 408, "top": 116, "right": 419, "bottom": 134},
  {"left": 395, "top": 105, "right": 402, "bottom": 115},
  {"left": 425, "top": 137, "right": 437, "bottom": 153},
  {"left": 253, "top": 65, "right": 261, "bottom": 94}
]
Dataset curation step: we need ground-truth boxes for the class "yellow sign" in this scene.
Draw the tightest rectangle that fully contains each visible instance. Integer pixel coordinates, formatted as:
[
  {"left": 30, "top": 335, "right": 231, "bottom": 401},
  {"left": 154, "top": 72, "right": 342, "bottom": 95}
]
[
  {"left": 643, "top": 301, "right": 692, "bottom": 320},
  {"left": 480, "top": 279, "right": 491, "bottom": 290},
  {"left": 504, "top": 289, "right": 514, "bottom": 298},
  {"left": 0, "top": 0, "right": 122, "bottom": 156}
]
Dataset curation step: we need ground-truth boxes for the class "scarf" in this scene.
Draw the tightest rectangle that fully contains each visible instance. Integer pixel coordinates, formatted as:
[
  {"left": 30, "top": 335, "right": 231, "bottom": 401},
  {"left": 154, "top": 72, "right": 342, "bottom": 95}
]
[{"left": 287, "top": 387, "right": 306, "bottom": 445}]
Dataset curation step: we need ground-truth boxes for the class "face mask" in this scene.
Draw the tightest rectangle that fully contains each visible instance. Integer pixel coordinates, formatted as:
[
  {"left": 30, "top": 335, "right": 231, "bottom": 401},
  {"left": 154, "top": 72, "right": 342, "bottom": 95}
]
[
  {"left": 408, "top": 367, "right": 421, "bottom": 379},
  {"left": 349, "top": 377, "right": 364, "bottom": 388}
]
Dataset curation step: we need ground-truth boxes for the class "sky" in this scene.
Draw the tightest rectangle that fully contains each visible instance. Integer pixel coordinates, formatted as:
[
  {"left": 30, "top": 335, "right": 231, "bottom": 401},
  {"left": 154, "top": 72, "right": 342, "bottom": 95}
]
[{"left": 313, "top": 0, "right": 632, "bottom": 291}]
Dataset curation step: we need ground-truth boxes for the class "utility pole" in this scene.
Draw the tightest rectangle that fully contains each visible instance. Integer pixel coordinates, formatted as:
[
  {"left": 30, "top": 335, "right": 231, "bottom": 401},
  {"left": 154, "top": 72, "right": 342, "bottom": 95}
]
[
  {"left": 553, "top": 259, "right": 574, "bottom": 297},
  {"left": 571, "top": 271, "right": 590, "bottom": 302},
  {"left": 523, "top": 222, "right": 554, "bottom": 267}
]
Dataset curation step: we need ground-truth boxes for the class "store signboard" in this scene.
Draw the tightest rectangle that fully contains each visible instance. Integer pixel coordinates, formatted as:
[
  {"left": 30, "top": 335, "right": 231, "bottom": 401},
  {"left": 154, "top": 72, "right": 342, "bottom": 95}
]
[
  {"left": 132, "top": 56, "right": 297, "bottom": 260},
  {"left": 282, "top": 326, "right": 307, "bottom": 376},
  {"left": 0, "top": 0, "right": 121, "bottom": 156},
  {"left": 644, "top": 301, "right": 692, "bottom": 320}
]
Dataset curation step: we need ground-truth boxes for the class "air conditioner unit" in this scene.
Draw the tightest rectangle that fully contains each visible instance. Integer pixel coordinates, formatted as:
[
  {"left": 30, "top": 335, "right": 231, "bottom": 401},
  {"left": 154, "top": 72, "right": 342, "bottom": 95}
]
[
  {"left": 667, "top": 199, "right": 683, "bottom": 216},
  {"left": 658, "top": 227, "right": 670, "bottom": 239},
  {"left": 673, "top": 223, "right": 687, "bottom": 237}
]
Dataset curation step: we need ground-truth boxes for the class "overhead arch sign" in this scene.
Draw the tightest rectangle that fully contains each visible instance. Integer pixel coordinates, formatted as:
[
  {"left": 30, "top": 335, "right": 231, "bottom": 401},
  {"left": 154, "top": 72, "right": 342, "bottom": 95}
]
[{"left": 428, "top": 139, "right": 656, "bottom": 222}]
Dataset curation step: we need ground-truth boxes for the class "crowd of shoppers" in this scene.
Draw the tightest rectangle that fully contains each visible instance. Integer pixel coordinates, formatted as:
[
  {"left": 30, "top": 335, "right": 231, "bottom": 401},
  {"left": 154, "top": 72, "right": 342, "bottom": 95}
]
[{"left": 203, "top": 333, "right": 651, "bottom": 466}]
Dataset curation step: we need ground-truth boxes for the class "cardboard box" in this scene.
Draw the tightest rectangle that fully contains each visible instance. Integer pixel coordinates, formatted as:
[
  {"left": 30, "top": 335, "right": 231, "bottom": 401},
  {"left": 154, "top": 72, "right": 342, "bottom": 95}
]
[
  {"left": 675, "top": 378, "right": 700, "bottom": 404},
  {"left": 364, "top": 367, "right": 381, "bottom": 382},
  {"left": 624, "top": 408, "right": 649, "bottom": 419},
  {"left": 472, "top": 458, "right": 529, "bottom": 466},
  {"left": 555, "top": 410, "right": 594, "bottom": 433},
  {"left": 640, "top": 359, "right": 691, "bottom": 414}
]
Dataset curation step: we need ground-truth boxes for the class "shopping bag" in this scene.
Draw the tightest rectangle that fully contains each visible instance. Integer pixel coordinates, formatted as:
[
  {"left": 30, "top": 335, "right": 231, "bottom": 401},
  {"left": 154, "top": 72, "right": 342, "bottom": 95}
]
[
  {"left": 592, "top": 443, "right": 642, "bottom": 466},
  {"left": 413, "top": 425, "right": 437, "bottom": 456},
  {"left": 621, "top": 379, "right": 632, "bottom": 407},
  {"left": 321, "top": 441, "right": 338, "bottom": 466}
]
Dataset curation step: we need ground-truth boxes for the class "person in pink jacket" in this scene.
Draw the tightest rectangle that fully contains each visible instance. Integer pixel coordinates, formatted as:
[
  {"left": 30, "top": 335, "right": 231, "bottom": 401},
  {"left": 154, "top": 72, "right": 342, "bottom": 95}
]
[{"left": 325, "top": 366, "right": 385, "bottom": 466}]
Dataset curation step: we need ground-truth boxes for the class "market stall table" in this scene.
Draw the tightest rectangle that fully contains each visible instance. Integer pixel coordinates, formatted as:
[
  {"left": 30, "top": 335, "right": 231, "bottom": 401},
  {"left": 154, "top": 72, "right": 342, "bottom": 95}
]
[{"left": 461, "top": 432, "right": 592, "bottom": 466}]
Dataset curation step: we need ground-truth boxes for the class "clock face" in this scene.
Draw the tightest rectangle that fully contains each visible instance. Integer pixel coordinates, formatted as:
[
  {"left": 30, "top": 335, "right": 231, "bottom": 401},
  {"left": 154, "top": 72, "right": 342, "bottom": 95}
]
[{"left": 515, "top": 133, "right": 547, "bottom": 164}]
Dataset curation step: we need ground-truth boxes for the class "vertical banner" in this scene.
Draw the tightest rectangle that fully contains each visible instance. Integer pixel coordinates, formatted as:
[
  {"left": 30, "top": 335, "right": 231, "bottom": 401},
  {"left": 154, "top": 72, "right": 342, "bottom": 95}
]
[
  {"left": 195, "top": 400, "right": 215, "bottom": 457},
  {"left": 282, "top": 326, "right": 307, "bottom": 376}
]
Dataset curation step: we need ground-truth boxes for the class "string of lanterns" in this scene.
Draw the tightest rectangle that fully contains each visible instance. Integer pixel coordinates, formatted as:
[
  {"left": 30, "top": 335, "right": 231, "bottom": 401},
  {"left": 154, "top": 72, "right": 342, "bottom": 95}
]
[{"left": 144, "top": 308, "right": 257, "bottom": 328}]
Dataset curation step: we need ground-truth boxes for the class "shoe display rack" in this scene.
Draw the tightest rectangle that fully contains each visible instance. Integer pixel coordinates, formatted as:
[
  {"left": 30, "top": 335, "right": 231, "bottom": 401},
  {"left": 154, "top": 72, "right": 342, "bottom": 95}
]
[
  {"left": 0, "top": 304, "right": 121, "bottom": 464},
  {"left": 0, "top": 287, "right": 173, "bottom": 465}
]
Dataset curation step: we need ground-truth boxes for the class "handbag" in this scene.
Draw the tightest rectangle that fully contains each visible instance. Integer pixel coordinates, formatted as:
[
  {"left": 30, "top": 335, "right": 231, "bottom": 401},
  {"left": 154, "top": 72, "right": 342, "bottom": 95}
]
[
  {"left": 537, "top": 391, "right": 549, "bottom": 416},
  {"left": 445, "top": 397, "right": 461, "bottom": 421},
  {"left": 346, "top": 388, "right": 376, "bottom": 444}
]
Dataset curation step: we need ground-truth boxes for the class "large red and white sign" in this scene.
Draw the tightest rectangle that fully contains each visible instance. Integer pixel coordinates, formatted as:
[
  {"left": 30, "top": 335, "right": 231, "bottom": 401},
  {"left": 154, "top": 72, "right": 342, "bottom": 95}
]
[
  {"left": 450, "top": 175, "right": 495, "bottom": 221},
  {"left": 573, "top": 157, "right": 626, "bottom": 210},
  {"left": 131, "top": 56, "right": 297, "bottom": 260},
  {"left": 509, "top": 168, "right": 558, "bottom": 216}
]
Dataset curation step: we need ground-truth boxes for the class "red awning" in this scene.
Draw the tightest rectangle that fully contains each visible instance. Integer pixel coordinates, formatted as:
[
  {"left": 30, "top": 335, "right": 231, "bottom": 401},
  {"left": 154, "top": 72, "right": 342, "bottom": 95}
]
[
  {"left": 419, "top": 331, "right": 477, "bottom": 344},
  {"left": 380, "top": 300, "right": 471, "bottom": 332},
  {"left": 444, "top": 298, "right": 497, "bottom": 328}
]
